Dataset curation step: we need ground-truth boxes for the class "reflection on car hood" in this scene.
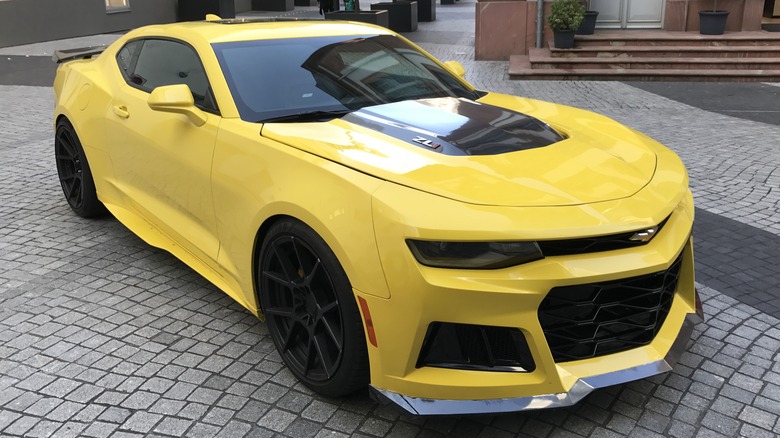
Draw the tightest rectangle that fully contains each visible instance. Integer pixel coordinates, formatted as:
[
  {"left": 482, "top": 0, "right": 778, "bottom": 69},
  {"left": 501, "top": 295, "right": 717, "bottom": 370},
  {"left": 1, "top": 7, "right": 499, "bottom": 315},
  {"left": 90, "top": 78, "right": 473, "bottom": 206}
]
[
  {"left": 261, "top": 95, "right": 659, "bottom": 207},
  {"left": 342, "top": 98, "right": 564, "bottom": 156}
]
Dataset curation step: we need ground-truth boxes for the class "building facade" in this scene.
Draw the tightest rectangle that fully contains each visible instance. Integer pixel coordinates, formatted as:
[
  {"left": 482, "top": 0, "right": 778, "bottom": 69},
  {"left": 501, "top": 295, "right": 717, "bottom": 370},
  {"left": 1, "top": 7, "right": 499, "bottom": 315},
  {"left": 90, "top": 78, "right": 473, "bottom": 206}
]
[{"left": 476, "top": 0, "right": 771, "bottom": 60}]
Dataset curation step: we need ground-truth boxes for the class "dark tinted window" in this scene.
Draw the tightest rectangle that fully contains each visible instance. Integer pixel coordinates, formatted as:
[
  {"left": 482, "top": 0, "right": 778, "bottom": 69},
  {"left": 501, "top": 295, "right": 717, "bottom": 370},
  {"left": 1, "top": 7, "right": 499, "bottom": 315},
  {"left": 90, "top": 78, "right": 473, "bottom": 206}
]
[
  {"left": 128, "top": 39, "right": 217, "bottom": 112},
  {"left": 116, "top": 40, "right": 142, "bottom": 81},
  {"left": 213, "top": 35, "right": 479, "bottom": 123}
]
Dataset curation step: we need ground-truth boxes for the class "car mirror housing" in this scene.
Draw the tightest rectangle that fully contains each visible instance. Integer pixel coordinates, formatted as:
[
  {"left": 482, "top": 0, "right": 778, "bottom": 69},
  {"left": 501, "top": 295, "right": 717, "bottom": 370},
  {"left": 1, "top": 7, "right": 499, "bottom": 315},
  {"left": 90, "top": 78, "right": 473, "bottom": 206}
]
[
  {"left": 147, "top": 84, "right": 208, "bottom": 126},
  {"left": 443, "top": 61, "right": 466, "bottom": 79}
]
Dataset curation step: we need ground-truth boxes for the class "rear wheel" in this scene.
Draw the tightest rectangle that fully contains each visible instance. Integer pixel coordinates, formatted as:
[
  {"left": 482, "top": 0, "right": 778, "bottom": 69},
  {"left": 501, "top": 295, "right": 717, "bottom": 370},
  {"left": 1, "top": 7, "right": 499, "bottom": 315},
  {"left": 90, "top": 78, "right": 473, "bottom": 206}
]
[
  {"left": 54, "top": 119, "right": 105, "bottom": 218},
  {"left": 258, "top": 219, "right": 369, "bottom": 396}
]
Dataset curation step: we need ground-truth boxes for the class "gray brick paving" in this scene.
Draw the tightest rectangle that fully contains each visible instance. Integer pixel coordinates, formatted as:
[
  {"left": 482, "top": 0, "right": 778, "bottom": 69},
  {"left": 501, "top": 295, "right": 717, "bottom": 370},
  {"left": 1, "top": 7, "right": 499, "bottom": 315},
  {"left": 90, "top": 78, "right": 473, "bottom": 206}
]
[{"left": 2, "top": 1, "right": 780, "bottom": 436}]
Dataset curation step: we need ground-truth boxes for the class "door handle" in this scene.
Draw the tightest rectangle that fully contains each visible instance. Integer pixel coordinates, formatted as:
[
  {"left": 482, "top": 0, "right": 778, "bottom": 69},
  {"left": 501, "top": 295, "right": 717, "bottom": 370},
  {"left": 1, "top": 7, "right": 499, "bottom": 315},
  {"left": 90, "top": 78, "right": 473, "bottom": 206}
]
[{"left": 113, "top": 105, "right": 130, "bottom": 119}]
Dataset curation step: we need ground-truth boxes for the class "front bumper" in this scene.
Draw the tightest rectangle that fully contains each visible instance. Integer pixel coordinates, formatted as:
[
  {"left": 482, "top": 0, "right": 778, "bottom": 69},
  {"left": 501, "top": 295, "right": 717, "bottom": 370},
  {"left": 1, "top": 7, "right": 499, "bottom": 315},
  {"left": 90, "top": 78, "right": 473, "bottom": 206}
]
[
  {"left": 358, "top": 179, "right": 700, "bottom": 414},
  {"left": 371, "top": 310, "right": 702, "bottom": 415}
]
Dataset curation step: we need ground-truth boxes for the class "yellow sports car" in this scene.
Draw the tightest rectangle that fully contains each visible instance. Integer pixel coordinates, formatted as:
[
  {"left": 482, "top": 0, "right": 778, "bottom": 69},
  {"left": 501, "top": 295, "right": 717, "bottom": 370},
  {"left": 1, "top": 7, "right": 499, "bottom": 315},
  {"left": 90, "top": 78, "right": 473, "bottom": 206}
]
[{"left": 53, "top": 18, "right": 702, "bottom": 415}]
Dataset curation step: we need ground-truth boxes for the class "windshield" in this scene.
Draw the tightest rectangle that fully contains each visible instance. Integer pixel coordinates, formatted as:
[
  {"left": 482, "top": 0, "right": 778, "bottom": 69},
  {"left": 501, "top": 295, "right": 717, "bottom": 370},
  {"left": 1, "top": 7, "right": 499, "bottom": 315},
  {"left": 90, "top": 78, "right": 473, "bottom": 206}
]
[{"left": 212, "top": 35, "right": 480, "bottom": 122}]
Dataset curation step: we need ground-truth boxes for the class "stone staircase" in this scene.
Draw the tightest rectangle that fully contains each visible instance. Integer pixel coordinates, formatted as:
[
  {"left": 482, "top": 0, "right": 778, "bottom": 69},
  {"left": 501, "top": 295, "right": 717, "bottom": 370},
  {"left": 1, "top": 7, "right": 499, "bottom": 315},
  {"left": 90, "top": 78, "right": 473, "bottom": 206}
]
[{"left": 508, "top": 31, "right": 780, "bottom": 81}]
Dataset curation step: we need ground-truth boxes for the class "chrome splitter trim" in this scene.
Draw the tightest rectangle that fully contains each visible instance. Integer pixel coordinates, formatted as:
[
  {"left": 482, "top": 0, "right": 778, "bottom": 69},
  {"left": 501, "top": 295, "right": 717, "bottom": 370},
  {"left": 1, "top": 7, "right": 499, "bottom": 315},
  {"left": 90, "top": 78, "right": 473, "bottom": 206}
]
[{"left": 370, "top": 312, "right": 701, "bottom": 416}]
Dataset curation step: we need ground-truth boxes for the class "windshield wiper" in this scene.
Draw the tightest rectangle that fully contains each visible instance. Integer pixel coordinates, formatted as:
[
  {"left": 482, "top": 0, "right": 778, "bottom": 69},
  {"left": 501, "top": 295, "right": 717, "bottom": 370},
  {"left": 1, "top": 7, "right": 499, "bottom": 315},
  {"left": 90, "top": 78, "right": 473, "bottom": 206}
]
[{"left": 259, "top": 109, "right": 352, "bottom": 123}]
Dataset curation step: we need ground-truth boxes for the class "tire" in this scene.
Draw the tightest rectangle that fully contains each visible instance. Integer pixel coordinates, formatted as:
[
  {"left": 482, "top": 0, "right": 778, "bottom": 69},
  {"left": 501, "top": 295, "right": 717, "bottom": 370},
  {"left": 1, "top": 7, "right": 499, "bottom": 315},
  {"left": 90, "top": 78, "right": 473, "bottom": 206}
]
[
  {"left": 54, "top": 119, "right": 106, "bottom": 218},
  {"left": 258, "top": 219, "right": 370, "bottom": 397}
]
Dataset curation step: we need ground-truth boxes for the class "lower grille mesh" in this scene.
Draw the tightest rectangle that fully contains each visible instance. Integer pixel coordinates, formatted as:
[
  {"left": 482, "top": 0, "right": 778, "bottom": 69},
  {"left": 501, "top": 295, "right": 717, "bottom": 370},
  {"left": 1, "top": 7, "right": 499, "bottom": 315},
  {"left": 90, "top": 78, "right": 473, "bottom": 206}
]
[{"left": 538, "top": 253, "right": 683, "bottom": 362}]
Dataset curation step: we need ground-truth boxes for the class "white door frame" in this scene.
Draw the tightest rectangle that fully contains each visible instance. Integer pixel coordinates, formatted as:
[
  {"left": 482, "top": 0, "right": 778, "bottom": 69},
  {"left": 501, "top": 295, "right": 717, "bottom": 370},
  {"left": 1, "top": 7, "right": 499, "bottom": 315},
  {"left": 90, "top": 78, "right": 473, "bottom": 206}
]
[{"left": 589, "top": 0, "right": 665, "bottom": 29}]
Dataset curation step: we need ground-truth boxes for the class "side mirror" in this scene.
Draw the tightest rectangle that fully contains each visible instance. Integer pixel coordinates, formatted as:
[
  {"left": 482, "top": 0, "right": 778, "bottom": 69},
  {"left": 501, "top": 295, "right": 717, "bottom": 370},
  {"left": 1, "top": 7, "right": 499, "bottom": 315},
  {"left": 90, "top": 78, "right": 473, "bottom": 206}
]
[
  {"left": 443, "top": 61, "right": 466, "bottom": 80},
  {"left": 148, "top": 84, "right": 207, "bottom": 126}
]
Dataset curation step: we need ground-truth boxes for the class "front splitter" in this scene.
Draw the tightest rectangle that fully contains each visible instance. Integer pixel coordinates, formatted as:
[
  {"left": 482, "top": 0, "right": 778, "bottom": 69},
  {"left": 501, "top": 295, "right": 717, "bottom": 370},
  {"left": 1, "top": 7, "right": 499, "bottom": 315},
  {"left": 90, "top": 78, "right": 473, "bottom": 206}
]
[{"left": 370, "top": 312, "right": 701, "bottom": 416}]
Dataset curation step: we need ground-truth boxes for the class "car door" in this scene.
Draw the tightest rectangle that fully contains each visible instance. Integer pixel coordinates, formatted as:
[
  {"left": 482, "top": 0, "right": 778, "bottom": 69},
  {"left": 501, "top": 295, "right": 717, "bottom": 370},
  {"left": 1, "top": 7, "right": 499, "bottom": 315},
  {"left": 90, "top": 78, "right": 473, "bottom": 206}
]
[{"left": 105, "top": 38, "right": 221, "bottom": 265}]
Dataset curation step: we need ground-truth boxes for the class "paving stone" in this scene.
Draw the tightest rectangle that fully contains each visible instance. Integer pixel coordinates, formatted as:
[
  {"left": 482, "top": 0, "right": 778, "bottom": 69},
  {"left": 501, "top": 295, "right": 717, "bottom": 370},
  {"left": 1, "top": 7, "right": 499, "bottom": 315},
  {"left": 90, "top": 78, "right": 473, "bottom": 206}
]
[
  {"left": 710, "top": 395, "right": 745, "bottom": 416},
  {"left": 23, "top": 397, "right": 62, "bottom": 417},
  {"left": 120, "top": 411, "right": 163, "bottom": 434},
  {"left": 302, "top": 399, "right": 338, "bottom": 423},
  {"left": 180, "top": 402, "right": 210, "bottom": 420},
  {"left": 153, "top": 417, "right": 193, "bottom": 436},
  {"left": 359, "top": 417, "right": 394, "bottom": 437},
  {"left": 326, "top": 410, "right": 365, "bottom": 433},
  {"left": 5, "top": 415, "right": 40, "bottom": 436},
  {"left": 25, "top": 419, "right": 62, "bottom": 438},
  {"left": 220, "top": 420, "right": 252, "bottom": 438},
  {"left": 186, "top": 422, "right": 222, "bottom": 438},
  {"left": 97, "top": 407, "right": 132, "bottom": 424},
  {"left": 53, "top": 421, "right": 89, "bottom": 438},
  {"left": 81, "top": 421, "right": 118, "bottom": 438},
  {"left": 45, "top": 401, "right": 85, "bottom": 422},
  {"left": 203, "top": 406, "right": 234, "bottom": 426},
  {"left": 7, "top": 391, "right": 43, "bottom": 412},
  {"left": 0, "top": 410, "right": 22, "bottom": 430},
  {"left": 74, "top": 404, "right": 105, "bottom": 422},
  {"left": 739, "top": 405, "right": 778, "bottom": 431},
  {"left": 120, "top": 391, "right": 160, "bottom": 410},
  {"left": 235, "top": 400, "right": 271, "bottom": 423},
  {"left": 257, "top": 408, "right": 297, "bottom": 432},
  {"left": 702, "top": 411, "right": 741, "bottom": 436}
]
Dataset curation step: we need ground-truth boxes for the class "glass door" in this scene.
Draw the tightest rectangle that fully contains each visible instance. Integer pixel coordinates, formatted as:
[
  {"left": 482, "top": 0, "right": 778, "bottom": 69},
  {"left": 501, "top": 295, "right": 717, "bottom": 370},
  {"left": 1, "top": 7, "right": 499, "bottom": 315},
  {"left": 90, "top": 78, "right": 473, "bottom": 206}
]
[{"left": 589, "top": 0, "right": 664, "bottom": 29}]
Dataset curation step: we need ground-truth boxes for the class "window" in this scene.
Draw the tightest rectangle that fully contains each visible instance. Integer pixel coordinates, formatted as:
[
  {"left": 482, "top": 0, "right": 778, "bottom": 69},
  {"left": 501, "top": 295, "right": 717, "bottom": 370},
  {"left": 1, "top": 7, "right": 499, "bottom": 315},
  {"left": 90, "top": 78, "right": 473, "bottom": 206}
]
[
  {"left": 105, "top": 0, "right": 130, "bottom": 13},
  {"left": 116, "top": 40, "right": 142, "bottom": 81},
  {"left": 213, "top": 35, "right": 479, "bottom": 123},
  {"left": 121, "top": 39, "right": 218, "bottom": 113}
]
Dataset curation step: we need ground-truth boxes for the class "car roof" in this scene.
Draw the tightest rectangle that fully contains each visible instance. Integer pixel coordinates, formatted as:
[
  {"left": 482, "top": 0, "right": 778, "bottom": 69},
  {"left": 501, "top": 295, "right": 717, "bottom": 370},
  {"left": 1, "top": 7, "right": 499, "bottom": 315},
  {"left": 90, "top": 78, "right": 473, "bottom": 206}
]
[{"left": 127, "top": 19, "right": 396, "bottom": 45}]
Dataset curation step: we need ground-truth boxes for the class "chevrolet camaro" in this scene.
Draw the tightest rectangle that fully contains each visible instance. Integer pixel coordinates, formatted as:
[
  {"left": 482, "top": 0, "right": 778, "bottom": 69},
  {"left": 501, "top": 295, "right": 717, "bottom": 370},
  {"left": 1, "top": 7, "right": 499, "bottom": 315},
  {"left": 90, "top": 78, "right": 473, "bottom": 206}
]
[{"left": 53, "top": 18, "right": 702, "bottom": 415}]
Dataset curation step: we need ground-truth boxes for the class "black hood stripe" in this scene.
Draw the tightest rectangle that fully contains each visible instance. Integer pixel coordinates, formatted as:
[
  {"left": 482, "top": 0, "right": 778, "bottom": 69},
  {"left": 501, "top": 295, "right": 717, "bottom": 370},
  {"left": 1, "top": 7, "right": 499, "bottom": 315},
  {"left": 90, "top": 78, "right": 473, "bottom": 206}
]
[{"left": 343, "top": 97, "right": 564, "bottom": 156}]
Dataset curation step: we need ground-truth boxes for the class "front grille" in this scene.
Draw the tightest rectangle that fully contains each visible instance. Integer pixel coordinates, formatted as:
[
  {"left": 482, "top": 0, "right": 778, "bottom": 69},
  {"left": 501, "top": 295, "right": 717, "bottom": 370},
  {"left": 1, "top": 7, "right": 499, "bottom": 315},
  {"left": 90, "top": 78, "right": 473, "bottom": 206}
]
[
  {"left": 417, "top": 322, "right": 535, "bottom": 372},
  {"left": 538, "top": 252, "right": 683, "bottom": 362},
  {"left": 538, "top": 216, "right": 670, "bottom": 257}
]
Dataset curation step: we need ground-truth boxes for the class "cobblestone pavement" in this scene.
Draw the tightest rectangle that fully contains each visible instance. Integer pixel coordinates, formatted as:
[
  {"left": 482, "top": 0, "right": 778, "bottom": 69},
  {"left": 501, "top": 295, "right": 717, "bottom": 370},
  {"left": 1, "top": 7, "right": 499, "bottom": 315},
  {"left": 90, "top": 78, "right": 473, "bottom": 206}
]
[{"left": 1, "top": 2, "right": 780, "bottom": 437}]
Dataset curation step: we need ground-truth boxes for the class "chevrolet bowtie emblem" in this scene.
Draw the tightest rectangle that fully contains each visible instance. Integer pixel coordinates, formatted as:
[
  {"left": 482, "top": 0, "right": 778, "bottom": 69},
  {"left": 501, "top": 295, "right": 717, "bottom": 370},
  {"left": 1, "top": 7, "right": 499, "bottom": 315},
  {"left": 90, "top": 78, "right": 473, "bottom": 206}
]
[{"left": 629, "top": 226, "right": 659, "bottom": 242}]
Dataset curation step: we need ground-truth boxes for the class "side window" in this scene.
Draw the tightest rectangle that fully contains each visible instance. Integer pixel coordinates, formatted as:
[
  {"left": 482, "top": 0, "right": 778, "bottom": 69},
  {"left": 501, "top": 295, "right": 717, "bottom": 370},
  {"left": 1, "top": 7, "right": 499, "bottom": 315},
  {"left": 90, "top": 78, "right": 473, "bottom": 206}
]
[
  {"left": 116, "top": 40, "right": 142, "bottom": 81},
  {"left": 126, "top": 39, "right": 217, "bottom": 112}
]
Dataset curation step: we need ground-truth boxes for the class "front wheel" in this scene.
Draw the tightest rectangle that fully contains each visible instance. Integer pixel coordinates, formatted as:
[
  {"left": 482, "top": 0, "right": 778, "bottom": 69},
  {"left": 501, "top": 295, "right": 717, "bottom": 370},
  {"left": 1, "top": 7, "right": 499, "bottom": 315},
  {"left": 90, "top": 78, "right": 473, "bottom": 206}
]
[
  {"left": 54, "top": 119, "right": 106, "bottom": 218},
  {"left": 258, "top": 219, "right": 369, "bottom": 397}
]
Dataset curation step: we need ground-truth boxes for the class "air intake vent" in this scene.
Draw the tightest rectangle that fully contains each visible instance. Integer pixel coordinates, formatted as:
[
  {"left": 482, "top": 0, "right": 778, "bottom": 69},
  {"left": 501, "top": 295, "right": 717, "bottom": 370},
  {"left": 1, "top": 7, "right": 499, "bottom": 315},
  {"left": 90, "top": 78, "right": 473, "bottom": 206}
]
[
  {"left": 417, "top": 323, "right": 535, "bottom": 372},
  {"left": 538, "top": 252, "right": 682, "bottom": 362}
]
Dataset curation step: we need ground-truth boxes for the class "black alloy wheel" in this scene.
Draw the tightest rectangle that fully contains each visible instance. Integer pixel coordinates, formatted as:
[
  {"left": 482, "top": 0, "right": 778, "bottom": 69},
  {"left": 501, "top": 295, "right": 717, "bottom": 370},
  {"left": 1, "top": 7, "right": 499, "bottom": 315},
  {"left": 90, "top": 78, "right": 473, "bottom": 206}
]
[
  {"left": 258, "top": 219, "right": 369, "bottom": 396},
  {"left": 54, "top": 119, "right": 105, "bottom": 218}
]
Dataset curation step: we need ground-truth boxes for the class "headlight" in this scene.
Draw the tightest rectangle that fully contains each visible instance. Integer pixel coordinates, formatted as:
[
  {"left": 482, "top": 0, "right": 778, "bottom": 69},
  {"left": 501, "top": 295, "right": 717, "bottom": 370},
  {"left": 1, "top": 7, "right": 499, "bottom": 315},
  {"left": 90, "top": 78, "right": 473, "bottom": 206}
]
[{"left": 406, "top": 240, "right": 543, "bottom": 269}]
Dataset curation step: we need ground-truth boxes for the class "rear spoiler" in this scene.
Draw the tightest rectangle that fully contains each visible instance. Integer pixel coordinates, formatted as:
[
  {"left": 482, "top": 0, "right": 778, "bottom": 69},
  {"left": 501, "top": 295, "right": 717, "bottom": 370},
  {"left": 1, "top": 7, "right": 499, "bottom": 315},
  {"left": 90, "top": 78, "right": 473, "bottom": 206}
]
[{"left": 53, "top": 46, "right": 107, "bottom": 63}]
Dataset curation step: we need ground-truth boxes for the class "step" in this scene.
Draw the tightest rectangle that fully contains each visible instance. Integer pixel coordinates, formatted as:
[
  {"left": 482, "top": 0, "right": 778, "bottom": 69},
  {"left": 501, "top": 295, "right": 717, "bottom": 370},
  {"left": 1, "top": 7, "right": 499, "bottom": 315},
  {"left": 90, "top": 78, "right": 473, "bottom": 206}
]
[
  {"left": 572, "top": 31, "right": 780, "bottom": 48},
  {"left": 548, "top": 45, "right": 780, "bottom": 59},
  {"left": 528, "top": 51, "right": 780, "bottom": 71},
  {"left": 508, "top": 63, "right": 780, "bottom": 82}
]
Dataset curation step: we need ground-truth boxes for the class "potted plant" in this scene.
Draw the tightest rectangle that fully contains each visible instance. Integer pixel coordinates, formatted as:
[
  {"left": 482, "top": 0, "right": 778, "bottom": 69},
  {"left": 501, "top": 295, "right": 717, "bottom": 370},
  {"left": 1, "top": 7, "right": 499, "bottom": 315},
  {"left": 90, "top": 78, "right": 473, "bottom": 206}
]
[
  {"left": 699, "top": 0, "right": 729, "bottom": 35},
  {"left": 548, "top": 0, "right": 585, "bottom": 49},
  {"left": 576, "top": 1, "right": 599, "bottom": 35}
]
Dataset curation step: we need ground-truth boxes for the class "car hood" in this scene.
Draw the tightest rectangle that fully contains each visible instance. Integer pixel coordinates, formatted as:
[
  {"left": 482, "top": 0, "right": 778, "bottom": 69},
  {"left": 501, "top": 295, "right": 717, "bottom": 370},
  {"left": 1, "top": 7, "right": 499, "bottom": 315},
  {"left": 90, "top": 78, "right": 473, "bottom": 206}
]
[{"left": 261, "top": 95, "right": 658, "bottom": 207}]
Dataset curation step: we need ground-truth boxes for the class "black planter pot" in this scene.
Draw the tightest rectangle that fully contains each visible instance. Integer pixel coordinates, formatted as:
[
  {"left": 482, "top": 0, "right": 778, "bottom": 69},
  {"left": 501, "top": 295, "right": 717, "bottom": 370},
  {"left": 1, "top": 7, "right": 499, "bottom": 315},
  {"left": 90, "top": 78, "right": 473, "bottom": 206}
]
[
  {"left": 324, "top": 10, "right": 390, "bottom": 27},
  {"left": 370, "top": 1, "right": 418, "bottom": 32},
  {"left": 553, "top": 29, "right": 576, "bottom": 49},
  {"left": 699, "top": 10, "right": 729, "bottom": 35},
  {"left": 576, "top": 10, "right": 599, "bottom": 35},
  {"left": 416, "top": 0, "right": 436, "bottom": 22}
]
